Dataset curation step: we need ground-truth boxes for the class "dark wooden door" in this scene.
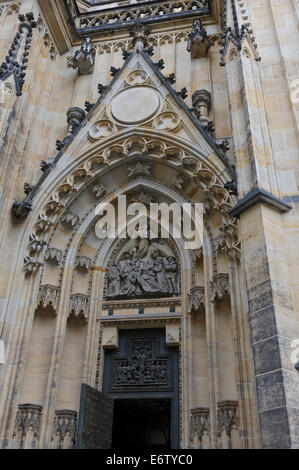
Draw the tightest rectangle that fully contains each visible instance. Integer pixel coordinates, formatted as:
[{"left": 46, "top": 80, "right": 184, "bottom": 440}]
[{"left": 76, "top": 383, "right": 114, "bottom": 449}]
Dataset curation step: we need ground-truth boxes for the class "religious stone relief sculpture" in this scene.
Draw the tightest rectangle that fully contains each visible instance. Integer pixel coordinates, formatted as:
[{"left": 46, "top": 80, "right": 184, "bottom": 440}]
[
  {"left": 113, "top": 338, "right": 168, "bottom": 389},
  {"left": 107, "top": 239, "right": 179, "bottom": 299}
]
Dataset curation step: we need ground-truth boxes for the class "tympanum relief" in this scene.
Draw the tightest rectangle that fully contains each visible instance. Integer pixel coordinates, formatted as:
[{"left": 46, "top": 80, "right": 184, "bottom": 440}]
[{"left": 107, "top": 238, "right": 179, "bottom": 299}]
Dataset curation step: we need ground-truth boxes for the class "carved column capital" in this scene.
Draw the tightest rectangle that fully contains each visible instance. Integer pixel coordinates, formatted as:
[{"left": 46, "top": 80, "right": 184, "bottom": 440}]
[
  {"left": 217, "top": 400, "right": 240, "bottom": 437},
  {"left": 190, "top": 407, "right": 210, "bottom": 442},
  {"left": 51, "top": 410, "right": 77, "bottom": 448},
  {"left": 13, "top": 404, "right": 42, "bottom": 440}
]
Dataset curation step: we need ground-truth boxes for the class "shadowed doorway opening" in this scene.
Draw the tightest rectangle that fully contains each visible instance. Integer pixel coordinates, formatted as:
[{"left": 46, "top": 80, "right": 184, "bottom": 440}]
[{"left": 112, "top": 398, "right": 171, "bottom": 449}]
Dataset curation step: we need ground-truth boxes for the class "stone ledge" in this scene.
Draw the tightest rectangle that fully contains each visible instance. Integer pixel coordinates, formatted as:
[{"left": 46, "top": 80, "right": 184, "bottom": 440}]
[{"left": 229, "top": 187, "right": 292, "bottom": 218}]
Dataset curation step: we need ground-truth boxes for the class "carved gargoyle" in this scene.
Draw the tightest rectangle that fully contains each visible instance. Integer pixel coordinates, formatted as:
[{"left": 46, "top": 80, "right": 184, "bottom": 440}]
[{"left": 73, "top": 37, "right": 95, "bottom": 75}]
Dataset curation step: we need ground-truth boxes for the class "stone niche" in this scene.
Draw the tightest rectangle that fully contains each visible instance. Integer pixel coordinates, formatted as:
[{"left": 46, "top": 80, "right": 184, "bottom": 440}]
[{"left": 106, "top": 238, "right": 180, "bottom": 300}]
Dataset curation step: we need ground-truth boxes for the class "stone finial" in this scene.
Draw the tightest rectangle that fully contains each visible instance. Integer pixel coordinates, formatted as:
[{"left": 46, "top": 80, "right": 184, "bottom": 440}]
[
  {"left": 0, "top": 12, "right": 37, "bottom": 96},
  {"left": 192, "top": 89, "right": 211, "bottom": 126},
  {"left": 73, "top": 37, "right": 94, "bottom": 75},
  {"left": 130, "top": 22, "right": 152, "bottom": 50},
  {"left": 187, "top": 18, "right": 210, "bottom": 59}
]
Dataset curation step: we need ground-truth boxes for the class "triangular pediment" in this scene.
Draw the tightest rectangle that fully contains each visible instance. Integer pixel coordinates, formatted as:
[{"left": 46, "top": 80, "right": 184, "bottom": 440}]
[{"left": 62, "top": 47, "right": 230, "bottom": 168}]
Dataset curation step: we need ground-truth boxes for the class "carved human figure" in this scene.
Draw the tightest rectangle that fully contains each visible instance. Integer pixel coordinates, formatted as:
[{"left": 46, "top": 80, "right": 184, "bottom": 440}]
[
  {"left": 107, "top": 264, "right": 121, "bottom": 297},
  {"left": 164, "top": 256, "right": 178, "bottom": 294}
]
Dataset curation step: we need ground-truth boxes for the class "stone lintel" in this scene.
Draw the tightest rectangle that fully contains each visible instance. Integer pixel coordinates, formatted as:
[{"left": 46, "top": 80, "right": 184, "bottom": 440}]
[{"left": 229, "top": 187, "right": 292, "bottom": 218}]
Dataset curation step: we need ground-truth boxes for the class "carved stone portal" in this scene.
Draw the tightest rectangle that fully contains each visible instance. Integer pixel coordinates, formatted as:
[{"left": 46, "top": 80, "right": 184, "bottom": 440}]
[{"left": 106, "top": 239, "right": 179, "bottom": 299}]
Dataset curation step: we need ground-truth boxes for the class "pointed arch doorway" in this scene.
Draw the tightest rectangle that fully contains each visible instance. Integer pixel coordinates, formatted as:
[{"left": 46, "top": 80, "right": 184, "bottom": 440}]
[{"left": 76, "top": 328, "right": 180, "bottom": 449}]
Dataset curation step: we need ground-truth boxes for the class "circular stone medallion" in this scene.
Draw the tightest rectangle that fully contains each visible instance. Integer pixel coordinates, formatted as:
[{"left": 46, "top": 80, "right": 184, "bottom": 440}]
[{"left": 111, "top": 86, "right": 160, "bottom": 124}]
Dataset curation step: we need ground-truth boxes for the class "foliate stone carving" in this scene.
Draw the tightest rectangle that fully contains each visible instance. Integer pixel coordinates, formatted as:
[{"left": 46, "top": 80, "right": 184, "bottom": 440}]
[
  {"left": 190, "top": 407, "right": 210, "bottom": 442},
  {"left": 28, "top": 233, "right": 47, "bottom": 255},
  {"left": 128, "top": 161, "right": 152, "bottom": 178},
  {"left": 174, "top": 173, "right": 187, "bottom": 191},
  {"left": 0, "top": 12, "right": 37, "bottom": 96},
  {"left": 51, "top": 410, "right": 77, "bottom": 448},
  {"left": 91, "top": 183, "right": 106, "bottom": 199},
  {"left": 130, "top": 23, "right": 152, "bottom": 48},
  {"left": 192, "top": 89, "right": 211, "bottom": 127},
  {"left": 129, "top": 190, "right": 156, "bottom": 206},
  {"left": 217, "top": 401, "right": 240, "bottom": 437},
  {"left": 75, "top": 256, "right": 91, "bottom": 273},
  {"left": 69, "top": 294, "right": 90, "bottom": 321},
  {"left": 37, "top": 285, "right": 60, "bottom": 313},
  {"left": 44, "top": 247, "right": 62, "bottom": 265},
  {"left": 188, "top": 286, "right": 205, "bottom": 313},
  {"left": 72, "top": 37, "right": 94, "bottom": 75},
  {"left": 13, "top": 404, "right": 42, "bottom": 440},
  {"left": 107, "top": 241, "right": 179, "bottom": 299},
  {"left": 210, "top": 274, "right": 230, "bottom": 302},
  {"left": 187, "top": 18, "right": 210, "bottom": 58},
  {"left": 23, "top": 256, "right": 43, "bottom": 274},
  {"left": 61, "top": 211, "right": 79, "bottom": 229}
]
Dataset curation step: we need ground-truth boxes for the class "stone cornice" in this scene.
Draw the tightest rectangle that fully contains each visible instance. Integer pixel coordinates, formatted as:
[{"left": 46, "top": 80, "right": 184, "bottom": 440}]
[{"left": 229, "top": 187, "right": 292, "bottom": 218}]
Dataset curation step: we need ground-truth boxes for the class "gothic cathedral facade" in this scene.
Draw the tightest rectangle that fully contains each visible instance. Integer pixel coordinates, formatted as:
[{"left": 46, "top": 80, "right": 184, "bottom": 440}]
[{"left": 0, "top": 0, "right": 298, "bottom": 449}]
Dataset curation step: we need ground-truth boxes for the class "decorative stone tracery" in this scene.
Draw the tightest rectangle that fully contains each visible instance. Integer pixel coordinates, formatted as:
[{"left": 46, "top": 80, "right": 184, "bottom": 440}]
[{"left": 13, "top": 404, "right": 42, "bottom": 443}]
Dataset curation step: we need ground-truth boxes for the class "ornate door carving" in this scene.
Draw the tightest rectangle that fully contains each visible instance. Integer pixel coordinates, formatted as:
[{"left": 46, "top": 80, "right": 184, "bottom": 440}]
[
  {"left": 76, "top": 384, "right": 114, "bottom": 449},
  {"left": 103, "top": 329, "right": 179, "bottom": 448}
]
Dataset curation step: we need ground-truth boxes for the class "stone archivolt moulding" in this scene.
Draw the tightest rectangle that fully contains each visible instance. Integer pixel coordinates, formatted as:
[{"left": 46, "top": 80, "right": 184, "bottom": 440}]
[{"left": 21, "top": 131, "right": 239, "bottom": 275}]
